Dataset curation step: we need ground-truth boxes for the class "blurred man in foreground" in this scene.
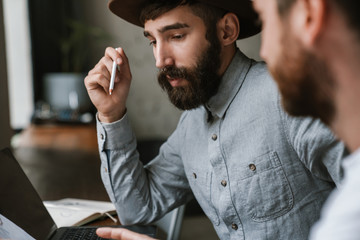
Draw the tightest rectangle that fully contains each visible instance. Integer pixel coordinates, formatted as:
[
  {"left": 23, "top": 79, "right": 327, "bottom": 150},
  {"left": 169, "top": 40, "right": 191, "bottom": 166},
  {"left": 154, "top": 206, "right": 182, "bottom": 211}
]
[{"left": 252, "top": 0, "right": 360, "bottom": 239}]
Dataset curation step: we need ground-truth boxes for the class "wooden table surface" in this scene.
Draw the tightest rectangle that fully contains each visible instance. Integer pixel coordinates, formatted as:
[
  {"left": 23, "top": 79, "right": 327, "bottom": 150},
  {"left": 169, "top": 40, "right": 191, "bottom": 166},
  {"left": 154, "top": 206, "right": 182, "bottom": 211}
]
[
  {"left": 13, "top": 124, "right": 109, "bottom": 202},
  {"left": 15, "top": 124, "right": 98, "bottom": 152}
]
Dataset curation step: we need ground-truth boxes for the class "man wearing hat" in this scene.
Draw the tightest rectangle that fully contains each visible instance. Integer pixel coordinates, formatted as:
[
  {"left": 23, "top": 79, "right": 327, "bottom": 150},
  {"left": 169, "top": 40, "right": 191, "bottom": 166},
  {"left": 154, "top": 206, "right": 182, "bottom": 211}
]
[{"left": 84, "top": 0, "right": 345, "bottom": 239}]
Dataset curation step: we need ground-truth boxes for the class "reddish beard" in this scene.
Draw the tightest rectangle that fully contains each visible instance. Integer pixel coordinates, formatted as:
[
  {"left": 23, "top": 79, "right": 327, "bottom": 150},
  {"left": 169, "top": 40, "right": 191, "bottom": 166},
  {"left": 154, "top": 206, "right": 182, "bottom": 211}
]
[{"left": 269, "top": 34, "right": 336, "bottom": 126}]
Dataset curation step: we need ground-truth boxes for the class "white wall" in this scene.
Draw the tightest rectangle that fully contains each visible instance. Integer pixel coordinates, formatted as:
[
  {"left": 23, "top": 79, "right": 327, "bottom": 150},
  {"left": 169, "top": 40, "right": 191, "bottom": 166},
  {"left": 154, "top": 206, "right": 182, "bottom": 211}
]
[
  {"left": 237, "top": 34, "right": 262, "bottom": 62},
  {"left": 3, "top": 0, "right": 33, "bottom": 129},
  {"left": 83, "top": 0, "right": 261, "bottom": 140}
]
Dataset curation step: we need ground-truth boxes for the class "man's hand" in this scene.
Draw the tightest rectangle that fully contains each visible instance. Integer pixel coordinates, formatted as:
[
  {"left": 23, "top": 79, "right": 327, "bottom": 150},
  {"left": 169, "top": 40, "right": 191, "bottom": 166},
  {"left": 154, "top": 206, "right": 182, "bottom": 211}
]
[
  {"left": 96, "top": 227, "right": 158, "bottom": 240},
  {"left": 84, "top": 47, "right": 132, "bottom": 123}
]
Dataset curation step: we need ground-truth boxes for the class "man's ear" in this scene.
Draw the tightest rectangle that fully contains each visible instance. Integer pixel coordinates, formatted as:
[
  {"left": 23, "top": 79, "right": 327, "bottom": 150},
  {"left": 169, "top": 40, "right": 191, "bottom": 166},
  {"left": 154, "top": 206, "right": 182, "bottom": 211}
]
[
  {"left": 218, "top": 12, "right": 240, "bottom": 46},
  {"left": 295, "top": 0, "right": 326, "bottom": 46}
]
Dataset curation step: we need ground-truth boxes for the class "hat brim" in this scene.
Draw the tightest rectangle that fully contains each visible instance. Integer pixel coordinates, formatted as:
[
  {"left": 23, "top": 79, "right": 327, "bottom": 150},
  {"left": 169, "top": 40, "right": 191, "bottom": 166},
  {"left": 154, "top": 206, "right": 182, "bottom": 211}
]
[{"left": 108, "top": 0, "right": 261, "bottom": 39}]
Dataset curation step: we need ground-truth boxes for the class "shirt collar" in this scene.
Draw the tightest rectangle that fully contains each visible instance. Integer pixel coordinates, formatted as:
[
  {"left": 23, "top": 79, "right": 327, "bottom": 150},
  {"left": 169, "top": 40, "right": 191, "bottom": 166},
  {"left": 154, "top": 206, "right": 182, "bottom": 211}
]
[{"left": 205, "top": 49, "right": 252, "bottom": 119}]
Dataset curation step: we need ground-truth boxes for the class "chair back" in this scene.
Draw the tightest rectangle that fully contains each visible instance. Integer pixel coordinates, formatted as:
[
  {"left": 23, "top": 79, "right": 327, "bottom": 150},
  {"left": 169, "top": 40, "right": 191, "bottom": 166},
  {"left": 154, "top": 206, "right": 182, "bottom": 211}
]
[{"left": 154, "top": 205, "right": 186, "bottom": 240}]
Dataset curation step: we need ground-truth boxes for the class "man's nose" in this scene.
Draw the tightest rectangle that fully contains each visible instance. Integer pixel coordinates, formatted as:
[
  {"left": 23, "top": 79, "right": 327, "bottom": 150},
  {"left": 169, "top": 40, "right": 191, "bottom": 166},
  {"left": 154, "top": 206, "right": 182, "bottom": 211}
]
[{"left": 154, "top": 44, "right": 174, "bottom": 69}]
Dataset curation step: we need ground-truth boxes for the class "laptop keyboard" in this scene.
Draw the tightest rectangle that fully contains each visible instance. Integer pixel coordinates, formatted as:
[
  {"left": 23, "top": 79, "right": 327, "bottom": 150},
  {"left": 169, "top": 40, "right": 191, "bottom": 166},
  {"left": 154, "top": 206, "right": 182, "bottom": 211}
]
[{"left": 60, "top": 228, "right": 108, "bottom": 240}]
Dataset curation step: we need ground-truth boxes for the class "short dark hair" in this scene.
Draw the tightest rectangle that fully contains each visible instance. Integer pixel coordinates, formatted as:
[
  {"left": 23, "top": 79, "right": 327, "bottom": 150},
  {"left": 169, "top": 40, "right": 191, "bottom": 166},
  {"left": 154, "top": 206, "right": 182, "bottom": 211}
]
[
  {"left": 139, "top": 0, "right": 227, "bottom": 41},
  {"left": 276, "top": 0, "right": 360, "bottom": 36}
]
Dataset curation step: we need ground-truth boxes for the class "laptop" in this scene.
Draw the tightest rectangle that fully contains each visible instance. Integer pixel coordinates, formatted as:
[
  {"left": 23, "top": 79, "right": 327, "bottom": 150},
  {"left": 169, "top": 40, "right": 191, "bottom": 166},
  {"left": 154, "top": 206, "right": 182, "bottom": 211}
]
[{"left": 0, "top": 148, "right": 157, "bottom": 239}]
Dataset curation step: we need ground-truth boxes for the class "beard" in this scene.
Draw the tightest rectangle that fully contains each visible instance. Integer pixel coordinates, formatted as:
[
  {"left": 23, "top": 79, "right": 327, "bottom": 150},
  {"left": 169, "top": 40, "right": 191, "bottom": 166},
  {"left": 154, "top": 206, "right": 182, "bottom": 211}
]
[
  {"left": 157, "top": 34, "right": 222, "bottom": 110},
  {"left": 269, "top": 33, "right": 336, "bottom": 126}
]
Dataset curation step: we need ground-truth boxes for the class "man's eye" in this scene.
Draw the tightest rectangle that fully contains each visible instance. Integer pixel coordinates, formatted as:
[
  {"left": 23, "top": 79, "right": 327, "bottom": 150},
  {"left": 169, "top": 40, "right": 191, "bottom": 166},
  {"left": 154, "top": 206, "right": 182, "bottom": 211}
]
[
  {"left": 149, "top": 40, "right": 156, "bottom": 46},
  {"left": 172, "top": 34, "right": 184, "bottom": 40}
]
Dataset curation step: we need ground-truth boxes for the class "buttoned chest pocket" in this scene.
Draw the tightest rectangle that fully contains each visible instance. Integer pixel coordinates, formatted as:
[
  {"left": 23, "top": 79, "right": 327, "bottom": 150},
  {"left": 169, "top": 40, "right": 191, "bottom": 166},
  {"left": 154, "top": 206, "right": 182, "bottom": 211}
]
[
  {"left": 237, "top": 151, "right": 294, "bottom": 222},
  {"left": 186, "top": 169, "right": 220, "bottom": 226}
]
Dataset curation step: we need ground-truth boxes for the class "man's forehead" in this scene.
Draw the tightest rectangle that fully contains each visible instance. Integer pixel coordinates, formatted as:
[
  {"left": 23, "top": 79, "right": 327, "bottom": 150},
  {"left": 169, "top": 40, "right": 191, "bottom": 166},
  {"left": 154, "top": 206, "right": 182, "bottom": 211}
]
[{"left": 144, "top": 6, "right": 202, "bottom": 34}]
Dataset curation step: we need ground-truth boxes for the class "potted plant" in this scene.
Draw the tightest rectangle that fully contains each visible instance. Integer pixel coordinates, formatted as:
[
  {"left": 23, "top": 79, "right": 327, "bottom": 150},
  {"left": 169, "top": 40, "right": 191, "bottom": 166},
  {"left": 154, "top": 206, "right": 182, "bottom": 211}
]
[
  {"left": 41, "top": 19, "right": 111, "bottom": 122},
  {"left": 59, "top": 18, "right": 111, "bottom": 73}
]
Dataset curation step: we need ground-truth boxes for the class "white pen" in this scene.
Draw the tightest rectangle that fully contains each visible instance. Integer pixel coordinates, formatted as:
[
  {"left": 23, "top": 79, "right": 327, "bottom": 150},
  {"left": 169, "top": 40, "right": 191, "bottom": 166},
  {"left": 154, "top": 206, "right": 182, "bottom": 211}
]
[{"left": 109, "top": 60, "right": 117, "bottom": 95}]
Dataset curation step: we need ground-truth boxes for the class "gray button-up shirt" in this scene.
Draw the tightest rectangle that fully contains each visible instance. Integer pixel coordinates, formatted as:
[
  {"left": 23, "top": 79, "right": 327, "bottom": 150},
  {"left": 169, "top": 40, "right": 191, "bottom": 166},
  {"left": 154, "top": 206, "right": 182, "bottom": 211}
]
[{"left": 97, "top": 50, "right": 345, "bottom": 240}]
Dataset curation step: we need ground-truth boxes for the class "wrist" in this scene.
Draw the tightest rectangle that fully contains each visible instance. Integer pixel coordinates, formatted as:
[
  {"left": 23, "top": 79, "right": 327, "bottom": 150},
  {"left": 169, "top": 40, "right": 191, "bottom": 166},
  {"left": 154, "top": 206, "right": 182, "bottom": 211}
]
[{"left": 98, "top": 109, "right": 126, "bottom": 123}]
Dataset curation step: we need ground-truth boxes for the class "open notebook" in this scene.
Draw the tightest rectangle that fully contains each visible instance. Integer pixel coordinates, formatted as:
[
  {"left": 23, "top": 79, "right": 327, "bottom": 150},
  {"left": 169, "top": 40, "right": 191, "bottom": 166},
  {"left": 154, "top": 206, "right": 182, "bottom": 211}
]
[
  {"left": 0, "top": 148, "right": 156, "bottom": 239},
  {"left": 43, "top": 198, "right": 117, "bottom": 227}
]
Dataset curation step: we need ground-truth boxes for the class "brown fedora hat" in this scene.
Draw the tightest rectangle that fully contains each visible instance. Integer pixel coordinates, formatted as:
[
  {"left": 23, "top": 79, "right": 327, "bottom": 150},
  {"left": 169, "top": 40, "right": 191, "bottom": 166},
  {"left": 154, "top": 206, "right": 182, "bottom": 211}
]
[{"left": 108, "top": 0, "right": 261, "bottom": 39}]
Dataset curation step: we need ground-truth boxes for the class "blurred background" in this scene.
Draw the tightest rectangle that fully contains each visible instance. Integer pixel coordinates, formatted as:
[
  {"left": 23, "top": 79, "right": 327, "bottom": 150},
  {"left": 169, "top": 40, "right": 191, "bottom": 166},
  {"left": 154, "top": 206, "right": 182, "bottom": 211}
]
[{"left": 0, "top": 0, "right": 261, "bottom": 239}]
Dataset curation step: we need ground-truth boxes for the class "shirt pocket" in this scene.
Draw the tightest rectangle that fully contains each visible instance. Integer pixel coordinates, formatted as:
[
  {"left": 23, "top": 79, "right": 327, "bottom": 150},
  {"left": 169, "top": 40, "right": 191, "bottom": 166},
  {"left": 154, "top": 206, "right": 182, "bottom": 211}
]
[
  {"left": 237, "top": 151, "right": 294, "bottom": 222},
  {"left": 186, "top": 169, "right": 220, "bottom": 226}
]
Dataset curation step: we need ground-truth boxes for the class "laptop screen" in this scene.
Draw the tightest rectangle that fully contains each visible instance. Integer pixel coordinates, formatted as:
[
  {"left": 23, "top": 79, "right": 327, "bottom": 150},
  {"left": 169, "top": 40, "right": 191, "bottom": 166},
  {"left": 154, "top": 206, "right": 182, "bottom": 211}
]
[{"left": 0, "top": 148, "right": 57, "bottom": 239}]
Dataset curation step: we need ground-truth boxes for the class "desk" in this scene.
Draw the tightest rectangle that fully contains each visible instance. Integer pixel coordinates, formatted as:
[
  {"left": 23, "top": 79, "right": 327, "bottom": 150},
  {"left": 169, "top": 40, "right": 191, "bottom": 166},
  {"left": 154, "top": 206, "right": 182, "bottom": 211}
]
[
  {"left": 15, "top": 124, "right": 98, "bottom": 152},
  {"left": 14, "top": 124, "right": 108, "bottom": 201}
]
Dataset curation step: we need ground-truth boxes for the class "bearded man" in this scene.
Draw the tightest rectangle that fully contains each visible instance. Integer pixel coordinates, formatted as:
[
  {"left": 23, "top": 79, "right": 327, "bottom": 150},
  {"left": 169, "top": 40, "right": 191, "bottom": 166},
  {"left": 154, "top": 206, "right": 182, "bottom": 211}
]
[
  {"left": 84, "top": 0, "right": 346, "bottom": 239},
  {"left": 253, "top": 0, "right": 360, "bottom": 239}
]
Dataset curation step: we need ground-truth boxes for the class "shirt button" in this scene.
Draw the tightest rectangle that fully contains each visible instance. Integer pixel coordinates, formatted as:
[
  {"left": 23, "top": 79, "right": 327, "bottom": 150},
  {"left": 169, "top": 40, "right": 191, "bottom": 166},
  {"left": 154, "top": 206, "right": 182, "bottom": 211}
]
[
  {"left": 221, "top": 180, "right": 227, "bottom": 187},
  {"left": 232, "top": 223, "right": 238, "bottom": 230},
  {"left": 249, "top": 164, "right": 256, "bottom": 171},
  {"left": 193, "top": 173, "right": 197, "bottom": 179},
  {"left": 211, "top": 134, "right": 218, "bottom": 141},
  {"left": 100, "top": 133, "right": 104, "bottom": 140}
]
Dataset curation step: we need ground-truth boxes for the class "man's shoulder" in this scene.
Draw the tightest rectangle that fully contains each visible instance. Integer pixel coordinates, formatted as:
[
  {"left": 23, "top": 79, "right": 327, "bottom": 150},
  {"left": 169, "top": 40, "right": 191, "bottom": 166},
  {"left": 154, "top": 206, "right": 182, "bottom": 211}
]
[
  {"left": 247, "top": 60, "right": 271, "bottom": 79},
  {"left": 238, "top": 59, "right": 279, "bottom": 99},
  {"left": 232, "top": 50, "right": 270, "bottom": 79}
]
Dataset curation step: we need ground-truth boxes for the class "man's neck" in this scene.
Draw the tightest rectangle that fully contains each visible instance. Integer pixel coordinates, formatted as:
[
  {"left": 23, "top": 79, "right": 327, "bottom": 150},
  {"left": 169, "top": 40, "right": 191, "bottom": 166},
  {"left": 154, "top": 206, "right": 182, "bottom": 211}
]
[
  {"left": 218, "top": 45, "right": 237, "bottom": 77},
  {"left": 330, "top": 60, "right": 360, "bottom": 152},
  {"left": 322, "top": 16, "right": 360, "bottom": 152}
]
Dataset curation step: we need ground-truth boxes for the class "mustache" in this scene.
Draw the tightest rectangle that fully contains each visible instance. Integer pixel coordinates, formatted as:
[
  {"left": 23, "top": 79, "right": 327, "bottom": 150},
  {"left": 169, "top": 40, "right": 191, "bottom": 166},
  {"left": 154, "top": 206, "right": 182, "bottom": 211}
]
[{"left": 158, "top": 66, "right": 189, "bottom": 80}]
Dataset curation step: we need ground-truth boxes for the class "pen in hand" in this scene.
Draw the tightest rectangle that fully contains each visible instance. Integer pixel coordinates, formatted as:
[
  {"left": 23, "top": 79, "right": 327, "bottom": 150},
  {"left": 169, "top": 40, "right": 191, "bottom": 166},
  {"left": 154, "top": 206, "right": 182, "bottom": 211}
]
[{"left": 109, "top": 60, "right": 117, "bottom": 95}]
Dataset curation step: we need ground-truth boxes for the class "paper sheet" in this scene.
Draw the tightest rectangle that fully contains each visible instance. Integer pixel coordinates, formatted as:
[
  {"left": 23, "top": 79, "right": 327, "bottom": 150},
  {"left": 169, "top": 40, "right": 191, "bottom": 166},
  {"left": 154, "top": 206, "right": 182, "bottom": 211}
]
[{"left": 0, "top": 214, "right": 35, "bottom": 240}]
